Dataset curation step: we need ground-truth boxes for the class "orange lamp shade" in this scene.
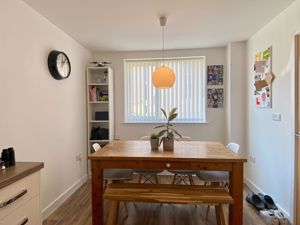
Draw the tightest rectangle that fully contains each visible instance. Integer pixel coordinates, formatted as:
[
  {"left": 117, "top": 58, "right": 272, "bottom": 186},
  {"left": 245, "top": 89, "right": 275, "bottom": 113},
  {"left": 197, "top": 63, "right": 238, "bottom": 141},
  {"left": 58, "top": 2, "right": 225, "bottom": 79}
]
[{"left": 152, "top": 66, "right": 175, "bottom": 88}]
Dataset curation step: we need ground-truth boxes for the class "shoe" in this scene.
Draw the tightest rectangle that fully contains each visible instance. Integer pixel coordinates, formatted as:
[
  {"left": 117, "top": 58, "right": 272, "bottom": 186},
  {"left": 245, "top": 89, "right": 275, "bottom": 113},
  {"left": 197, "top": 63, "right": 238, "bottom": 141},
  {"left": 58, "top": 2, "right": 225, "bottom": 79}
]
[
  {"left": 272, "top": 210, "right": 289, "bottom": 225},
  {"left": 246, "top": 192, "right": 265, "bottom": 211},
  {"left": 260, "top": 210, "right": 280, "bottom": 225},
  {"left": 258, "top": 193, "right": 278, "bottom": 210}
]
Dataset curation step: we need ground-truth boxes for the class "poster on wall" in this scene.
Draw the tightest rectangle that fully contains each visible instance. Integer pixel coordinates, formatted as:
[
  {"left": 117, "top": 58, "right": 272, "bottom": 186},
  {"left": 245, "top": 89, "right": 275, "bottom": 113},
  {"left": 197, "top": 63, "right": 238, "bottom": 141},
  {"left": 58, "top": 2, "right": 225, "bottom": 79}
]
[
  {"left": 207, "top": 65, "right": 223, "bottom": 85},
  {"left": 207, "top": 88, "right": 224, "bottom": 108},
  {"left": 254, "top": 47, "right": 273, "bottom": 108}
]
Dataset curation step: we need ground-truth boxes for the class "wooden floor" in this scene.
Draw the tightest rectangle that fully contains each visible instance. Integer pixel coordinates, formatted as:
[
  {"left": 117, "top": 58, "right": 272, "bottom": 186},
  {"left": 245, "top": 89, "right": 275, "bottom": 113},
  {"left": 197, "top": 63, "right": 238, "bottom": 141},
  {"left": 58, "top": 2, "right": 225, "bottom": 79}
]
[{"left": 43, "top": 176, "right": 267, "bottom": 225}]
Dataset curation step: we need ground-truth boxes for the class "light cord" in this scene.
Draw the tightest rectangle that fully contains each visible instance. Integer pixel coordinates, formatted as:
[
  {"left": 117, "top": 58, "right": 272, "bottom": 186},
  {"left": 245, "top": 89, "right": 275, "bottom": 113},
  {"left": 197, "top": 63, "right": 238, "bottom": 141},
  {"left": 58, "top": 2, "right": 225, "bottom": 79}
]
[{"left": 162, "top": 25, "right": 165, "bottom": 66}]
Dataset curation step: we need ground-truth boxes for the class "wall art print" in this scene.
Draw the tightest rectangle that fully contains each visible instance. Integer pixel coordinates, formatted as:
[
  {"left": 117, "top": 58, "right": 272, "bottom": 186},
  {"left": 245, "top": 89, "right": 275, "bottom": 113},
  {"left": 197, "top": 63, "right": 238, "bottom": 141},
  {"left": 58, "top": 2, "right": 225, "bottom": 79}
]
[
  {"left": 207, "top": 65, "right": 223, "bottom": 85},
  {"left": 207, "top": 88, "right": 224, "bottom": 108}
]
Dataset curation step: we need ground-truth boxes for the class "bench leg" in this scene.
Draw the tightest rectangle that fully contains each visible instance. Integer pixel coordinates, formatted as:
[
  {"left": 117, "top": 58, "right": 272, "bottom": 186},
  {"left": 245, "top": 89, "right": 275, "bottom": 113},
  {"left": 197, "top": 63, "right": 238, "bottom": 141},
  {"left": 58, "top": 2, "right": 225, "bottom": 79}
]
[
  {"left": 215, "top": 205, "right": 222, "bottom": 225},
  {"left": 107, "top": 201, "right": 118, "bottom": 225},
  {"left": 219, "top": 204, "right": 228, "bottom": 225}
]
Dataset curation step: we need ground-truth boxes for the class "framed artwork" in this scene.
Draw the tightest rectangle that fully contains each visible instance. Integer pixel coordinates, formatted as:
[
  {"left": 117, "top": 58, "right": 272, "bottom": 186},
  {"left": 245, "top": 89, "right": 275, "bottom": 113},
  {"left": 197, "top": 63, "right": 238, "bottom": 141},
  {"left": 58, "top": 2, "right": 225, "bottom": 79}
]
[
  {"left": 207, "top": 88, "right": 224, "bottom": 108},
  {"left": 207, "top": 65, "right": 223, "bottom": 85},
  {"left": 254, "top": 47, "right": 272, "bottom": 108}
]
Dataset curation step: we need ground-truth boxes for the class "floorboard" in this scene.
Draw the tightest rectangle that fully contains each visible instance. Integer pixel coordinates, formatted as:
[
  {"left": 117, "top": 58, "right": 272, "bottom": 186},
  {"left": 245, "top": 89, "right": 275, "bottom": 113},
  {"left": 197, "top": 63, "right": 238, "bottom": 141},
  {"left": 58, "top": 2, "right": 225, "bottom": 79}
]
[{"left": 43, "top": 176, "right": 267, "bottom": 225}]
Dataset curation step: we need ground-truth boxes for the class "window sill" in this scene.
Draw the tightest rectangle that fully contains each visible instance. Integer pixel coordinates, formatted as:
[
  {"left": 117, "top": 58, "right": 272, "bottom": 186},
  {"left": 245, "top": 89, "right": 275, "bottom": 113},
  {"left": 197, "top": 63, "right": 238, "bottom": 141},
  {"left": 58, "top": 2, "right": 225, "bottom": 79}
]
[{"left": 122, "top": 121, "right": 209, "bottom": 124}]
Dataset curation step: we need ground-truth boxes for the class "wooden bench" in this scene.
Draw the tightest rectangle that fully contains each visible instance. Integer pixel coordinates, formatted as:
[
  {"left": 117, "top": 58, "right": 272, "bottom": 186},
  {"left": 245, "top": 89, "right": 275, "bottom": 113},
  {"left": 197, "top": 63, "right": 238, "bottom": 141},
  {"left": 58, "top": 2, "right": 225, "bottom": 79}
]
[{"left": 103, "top": 183, "right": 233, "bottom": 225}]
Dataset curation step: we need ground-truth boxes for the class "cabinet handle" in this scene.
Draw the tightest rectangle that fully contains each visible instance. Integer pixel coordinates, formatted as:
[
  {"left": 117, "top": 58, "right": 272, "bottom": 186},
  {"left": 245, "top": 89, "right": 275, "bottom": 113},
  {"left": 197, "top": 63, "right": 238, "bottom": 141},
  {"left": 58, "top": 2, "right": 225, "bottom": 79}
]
[
  {"left": 19, "top": 217, "right": 29, "bottom": 225},
  {"left": 0, "top": 189, "right": 27, "bottom": 208},
  {"left": 166, "top": 163, "right": 171, "bottom": 168}
]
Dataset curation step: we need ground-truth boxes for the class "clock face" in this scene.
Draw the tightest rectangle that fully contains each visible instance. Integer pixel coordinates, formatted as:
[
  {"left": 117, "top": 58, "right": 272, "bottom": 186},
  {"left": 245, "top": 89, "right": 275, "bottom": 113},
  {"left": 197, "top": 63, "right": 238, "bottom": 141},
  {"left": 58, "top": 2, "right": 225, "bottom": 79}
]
[
  {"left": 56, "top": 53, "right": 70, "bottom": 78},
  {"left": 48, "top": 50, "right": 71, "bottom": 80}
]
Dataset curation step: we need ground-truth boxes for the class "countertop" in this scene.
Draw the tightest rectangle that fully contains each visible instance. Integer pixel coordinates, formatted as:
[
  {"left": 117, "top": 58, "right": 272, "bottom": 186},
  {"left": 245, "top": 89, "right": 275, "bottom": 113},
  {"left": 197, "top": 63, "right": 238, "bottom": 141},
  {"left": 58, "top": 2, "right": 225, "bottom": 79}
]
[{"left": 0, "top": 162, "right": 44, "bottom": 189}]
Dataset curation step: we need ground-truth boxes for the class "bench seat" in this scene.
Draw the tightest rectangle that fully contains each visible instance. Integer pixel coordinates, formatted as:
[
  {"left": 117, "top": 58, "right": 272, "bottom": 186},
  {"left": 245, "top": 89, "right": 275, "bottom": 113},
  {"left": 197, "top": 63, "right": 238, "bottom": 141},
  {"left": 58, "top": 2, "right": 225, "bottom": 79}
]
[{"left": 104, "top": 183, "right": 233, "bottom": 225}]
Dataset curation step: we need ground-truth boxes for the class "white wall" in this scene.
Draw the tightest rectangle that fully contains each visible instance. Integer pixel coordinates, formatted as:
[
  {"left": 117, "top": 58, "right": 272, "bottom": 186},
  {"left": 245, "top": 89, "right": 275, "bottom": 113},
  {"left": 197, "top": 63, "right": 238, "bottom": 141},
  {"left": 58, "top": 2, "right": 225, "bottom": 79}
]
[
  {"left": 93, "top": 48, "right": 227, "bottom": 142},
  {"left": 0, "top": 0, "right": 91, "bottom": 219},
  {"left": 246, "top": 0, "right": 300, "bottom": 221},
  {"left": 226, "top": 42, "right": 247, "bottom": 157}
]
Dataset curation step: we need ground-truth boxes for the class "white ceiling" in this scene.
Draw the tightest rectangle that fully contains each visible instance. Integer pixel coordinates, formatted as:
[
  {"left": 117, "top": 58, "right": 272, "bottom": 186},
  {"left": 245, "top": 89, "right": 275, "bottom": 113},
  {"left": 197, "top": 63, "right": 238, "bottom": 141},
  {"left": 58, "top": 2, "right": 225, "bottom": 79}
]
[{"left": 23, "top": 0, "right": 295, "bottom": 52}]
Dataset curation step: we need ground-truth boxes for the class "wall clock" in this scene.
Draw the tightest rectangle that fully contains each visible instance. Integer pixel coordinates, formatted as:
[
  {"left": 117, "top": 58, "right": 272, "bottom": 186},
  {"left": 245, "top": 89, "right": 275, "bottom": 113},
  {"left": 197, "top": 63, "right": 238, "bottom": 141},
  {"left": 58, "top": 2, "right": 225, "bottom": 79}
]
[{"left": 48, "top": 50, "right": 71, "bottom": 80}]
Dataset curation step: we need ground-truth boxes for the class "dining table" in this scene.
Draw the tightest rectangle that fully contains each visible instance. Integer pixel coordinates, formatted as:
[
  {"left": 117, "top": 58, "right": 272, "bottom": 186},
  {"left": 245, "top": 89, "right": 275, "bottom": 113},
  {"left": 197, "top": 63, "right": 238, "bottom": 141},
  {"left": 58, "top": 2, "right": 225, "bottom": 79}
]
[{"left": 89, "top": 140, "right": 247, "bottom": 225}]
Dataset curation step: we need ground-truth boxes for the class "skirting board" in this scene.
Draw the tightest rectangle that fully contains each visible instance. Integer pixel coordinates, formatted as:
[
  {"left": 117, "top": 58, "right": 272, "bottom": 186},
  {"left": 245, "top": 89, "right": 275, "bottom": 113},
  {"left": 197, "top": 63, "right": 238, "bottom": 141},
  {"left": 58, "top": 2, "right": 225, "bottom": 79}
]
[
  {"left": 244, "top": 177, "right": 291, "bottom": 222},
  {"left": 42, "top": 175, "right": 88, "bottom": 221}
]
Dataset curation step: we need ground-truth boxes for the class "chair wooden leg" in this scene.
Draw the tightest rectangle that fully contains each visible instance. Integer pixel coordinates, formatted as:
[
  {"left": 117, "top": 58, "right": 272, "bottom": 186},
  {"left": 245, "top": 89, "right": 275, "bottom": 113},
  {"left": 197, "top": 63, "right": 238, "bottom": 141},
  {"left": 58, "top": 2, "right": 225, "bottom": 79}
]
[
  {"left": 205, "top": 205, "right": 210, "bottom": 220},
  {"left": 172, "top": 174, "right": 177, "bottom": 184},
  {"left": 188, "top": 175, "right": 194, "bottom": 185},
  {"left": 123, "top": 202, "right": 128, "bottom": 218},
  {"left": 115, "top": 201, "right": 120, "bottom": 224},
  {"left": 138, "top": 174, "right": 143, "bottom": 183},
  {"left": 107, "top": 201, "right": 118, "bottom": 225},
  {"left": 215, "top": 205, "right": 221, "bottom": 225},
  {"left": 104, "top": 179, "right": 108, "bottom": 189},
  {"left": 219, "top": 204, "right": 228, "bottom": 225},
  {"left": 154, "top": 174, "right": 159, "bottom": 184}
]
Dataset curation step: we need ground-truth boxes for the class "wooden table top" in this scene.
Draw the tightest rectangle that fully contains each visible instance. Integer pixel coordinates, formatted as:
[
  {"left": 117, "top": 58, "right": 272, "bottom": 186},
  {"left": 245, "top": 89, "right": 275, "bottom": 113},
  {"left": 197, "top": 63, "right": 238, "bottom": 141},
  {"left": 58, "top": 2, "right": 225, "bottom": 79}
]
[{"left": 89, "top": 140, "right": 246, "bottom": 163}]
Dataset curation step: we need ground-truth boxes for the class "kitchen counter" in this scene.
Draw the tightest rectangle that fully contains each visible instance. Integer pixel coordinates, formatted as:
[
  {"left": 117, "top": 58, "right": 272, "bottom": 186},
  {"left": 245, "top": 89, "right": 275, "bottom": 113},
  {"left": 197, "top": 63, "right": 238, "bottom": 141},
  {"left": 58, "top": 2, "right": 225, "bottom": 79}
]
[{"left": 0, "top": 162, "right": 44, "bottom": 189}]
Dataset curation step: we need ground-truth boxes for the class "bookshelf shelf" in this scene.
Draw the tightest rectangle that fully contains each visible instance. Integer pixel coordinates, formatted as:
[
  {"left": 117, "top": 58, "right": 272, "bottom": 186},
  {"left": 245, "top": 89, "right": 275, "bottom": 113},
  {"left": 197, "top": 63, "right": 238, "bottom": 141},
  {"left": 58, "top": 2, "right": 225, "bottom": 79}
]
[
  {"left": 88, "top": 83, "right": 108, "bottom": 86},
  {"left": 89, "top": 140, "right": 109, "bottom": 143},
  {"left": 89, "top": 101, "right": 109, "bottom": 104},
  {"left": 89, "top": 120, "right": 109, "bottom": 123}
]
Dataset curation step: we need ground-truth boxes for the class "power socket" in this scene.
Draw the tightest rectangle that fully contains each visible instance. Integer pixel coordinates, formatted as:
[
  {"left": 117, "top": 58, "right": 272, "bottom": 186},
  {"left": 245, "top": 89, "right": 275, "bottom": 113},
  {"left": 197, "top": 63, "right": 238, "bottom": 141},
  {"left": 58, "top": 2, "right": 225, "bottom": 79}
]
[
  {"left": 249, "top": 156, "right": 256, "bottom": 164},
  {"left": 76, "top": 154, "right": 82, "bottom": 162}
]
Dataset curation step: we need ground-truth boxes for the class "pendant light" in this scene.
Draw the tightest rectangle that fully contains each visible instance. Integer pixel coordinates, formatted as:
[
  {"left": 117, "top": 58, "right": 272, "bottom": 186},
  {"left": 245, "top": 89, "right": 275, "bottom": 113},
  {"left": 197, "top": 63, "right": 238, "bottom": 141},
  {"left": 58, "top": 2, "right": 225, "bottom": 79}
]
[{"left": 152, "top": 16, "right": 175, "bottom": 89}]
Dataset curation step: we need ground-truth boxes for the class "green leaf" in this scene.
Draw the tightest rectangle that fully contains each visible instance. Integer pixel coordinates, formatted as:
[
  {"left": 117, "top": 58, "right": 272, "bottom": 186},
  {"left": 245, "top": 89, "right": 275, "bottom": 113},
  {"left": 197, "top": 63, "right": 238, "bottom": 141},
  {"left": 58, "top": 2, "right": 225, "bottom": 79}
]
[
  {"left": 158, "top": 129, "right": 167, "bottom": 137},
  {"left": 161, "top": 108, "right": 167, "bottom": 119},
  {"left": 170, "top": 128, "right": 182, "bottom": 138},
  {"left": 168, "top": 107, "right": 177, "bottom": 117},
  {"left": 168, "top": 113, "right": 178, "bottom": 122},
  {"left": 153, "top": 125, "right": 167, "bottom": 129}
]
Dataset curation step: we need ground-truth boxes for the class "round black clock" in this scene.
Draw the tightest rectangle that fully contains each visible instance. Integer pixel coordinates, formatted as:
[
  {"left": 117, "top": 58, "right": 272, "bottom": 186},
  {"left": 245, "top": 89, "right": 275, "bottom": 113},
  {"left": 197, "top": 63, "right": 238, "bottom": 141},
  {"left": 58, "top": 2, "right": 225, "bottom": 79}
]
[{"left": 48, "top": 50, "right": 71, "bottom": 80}]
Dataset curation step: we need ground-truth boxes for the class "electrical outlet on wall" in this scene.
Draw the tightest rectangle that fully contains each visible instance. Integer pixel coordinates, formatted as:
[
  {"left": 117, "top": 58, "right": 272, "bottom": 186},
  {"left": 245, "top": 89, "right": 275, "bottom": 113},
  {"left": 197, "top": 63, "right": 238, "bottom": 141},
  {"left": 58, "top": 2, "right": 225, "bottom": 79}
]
[
  {"left": 249, "top": 156, "right": 256, "bottom": 164},
  {"left": 76, "top": 154, "right": 82, "bottom": 162},
  {"left": 272, "top": 113, "right": 281, "bottom": 121}
]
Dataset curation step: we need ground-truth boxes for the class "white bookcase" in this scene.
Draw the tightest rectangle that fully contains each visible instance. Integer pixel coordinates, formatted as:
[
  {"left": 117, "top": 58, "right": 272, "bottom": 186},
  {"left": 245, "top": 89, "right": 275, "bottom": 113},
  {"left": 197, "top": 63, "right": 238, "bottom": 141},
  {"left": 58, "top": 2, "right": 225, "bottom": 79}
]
[{"left": 86, "top": 67, "right": 114, "bottom": 155}]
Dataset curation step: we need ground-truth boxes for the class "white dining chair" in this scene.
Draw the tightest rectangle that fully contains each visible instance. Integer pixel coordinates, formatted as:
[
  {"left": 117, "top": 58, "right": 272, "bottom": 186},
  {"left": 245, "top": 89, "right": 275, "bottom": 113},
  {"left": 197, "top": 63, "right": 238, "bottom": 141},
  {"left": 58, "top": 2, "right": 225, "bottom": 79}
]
[
  {"left": 197, "top": 142, "right": 240, "bottom": 220},
  {"left": 168, "top": 136, "right": 195, "bottom": 185},
  {"left": 92, "top": 143, "right": 133, "bottom": 186},
  {"left": 140, "top": 136, "right": 150, "bottom": 140},
  {"left": 132, "top": 136, "right": 163, "bottom": 184},
  {"left": 197, "top": 142, "right": 240, "bottom": 183}
]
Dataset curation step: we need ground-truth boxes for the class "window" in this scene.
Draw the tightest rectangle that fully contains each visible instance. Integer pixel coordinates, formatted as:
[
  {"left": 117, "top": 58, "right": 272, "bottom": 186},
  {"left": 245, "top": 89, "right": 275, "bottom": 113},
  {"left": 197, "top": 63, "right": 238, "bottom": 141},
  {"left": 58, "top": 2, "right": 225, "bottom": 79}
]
[{"left": 124, "top": 57, "right": 206, "bottom": 123}]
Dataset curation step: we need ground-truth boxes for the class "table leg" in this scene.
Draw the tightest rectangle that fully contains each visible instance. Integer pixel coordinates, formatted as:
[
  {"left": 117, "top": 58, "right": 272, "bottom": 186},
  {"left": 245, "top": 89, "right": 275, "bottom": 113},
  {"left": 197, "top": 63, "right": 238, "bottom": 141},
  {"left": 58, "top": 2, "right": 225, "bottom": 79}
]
[
  {"left": 229, "top": 162, "right": 243, "bottom": 225},
  {"left": 92, "top": 160, "right": 103, "bottom": 225}
]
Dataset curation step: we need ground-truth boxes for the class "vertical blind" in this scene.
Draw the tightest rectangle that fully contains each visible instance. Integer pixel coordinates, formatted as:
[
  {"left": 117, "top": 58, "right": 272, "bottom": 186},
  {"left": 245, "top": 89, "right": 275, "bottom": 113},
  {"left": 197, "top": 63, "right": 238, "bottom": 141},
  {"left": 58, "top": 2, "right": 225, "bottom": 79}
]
[{"left": 124, "top": 57, "right": 206, "bottom": 123}]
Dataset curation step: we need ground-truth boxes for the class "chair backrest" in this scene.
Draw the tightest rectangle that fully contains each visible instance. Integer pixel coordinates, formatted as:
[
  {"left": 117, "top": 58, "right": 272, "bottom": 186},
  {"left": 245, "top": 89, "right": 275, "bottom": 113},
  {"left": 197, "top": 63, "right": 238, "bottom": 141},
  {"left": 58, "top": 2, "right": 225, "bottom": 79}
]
[
  {"left": 176, "top": 136, "right": 192, "bottom": 141},
  {"left": 226, "top": 142, "right": 240, "bottom": 154},
  {"left": 140, "top": 136, "right": 150, "bottom": 140},
  {"left": 92, "top": 143, "right": 101, "bottom": 152}
]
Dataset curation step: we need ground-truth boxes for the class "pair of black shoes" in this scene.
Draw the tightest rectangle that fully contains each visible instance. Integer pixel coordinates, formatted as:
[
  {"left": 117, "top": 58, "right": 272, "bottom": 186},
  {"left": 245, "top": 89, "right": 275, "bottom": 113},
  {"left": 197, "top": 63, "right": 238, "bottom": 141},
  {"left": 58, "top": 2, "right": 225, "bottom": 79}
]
[{"left": 246, "top": 192, "right": 278, "bottom": 211}]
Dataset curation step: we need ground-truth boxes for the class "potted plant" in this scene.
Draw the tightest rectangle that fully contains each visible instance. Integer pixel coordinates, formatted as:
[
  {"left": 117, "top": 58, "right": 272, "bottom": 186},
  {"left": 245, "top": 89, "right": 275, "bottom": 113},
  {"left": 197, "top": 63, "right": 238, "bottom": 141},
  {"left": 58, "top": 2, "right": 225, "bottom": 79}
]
[
  {"left": 150, "top": 133, "right": 160, "bottom": 150},
  {"left": 154, "top": 107, "right": 182, "bottom": 151}
]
